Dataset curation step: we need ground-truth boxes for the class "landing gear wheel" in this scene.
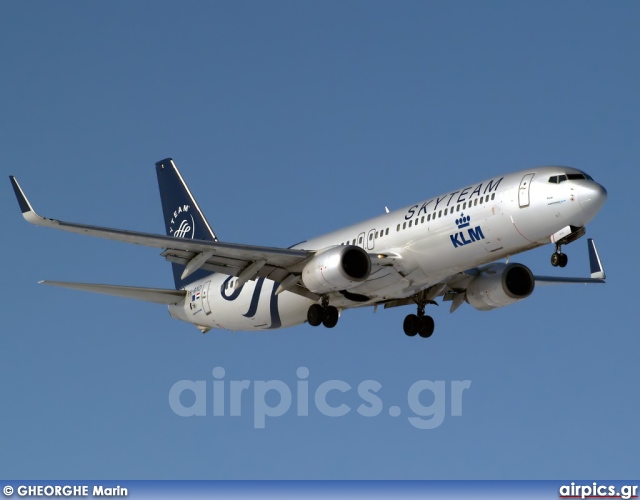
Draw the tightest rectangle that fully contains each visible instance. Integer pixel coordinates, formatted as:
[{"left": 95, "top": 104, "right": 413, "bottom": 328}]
[
  {"left": 418, "top": 316, "right": 435, "bottom": 338},
  {"left": 323, "top": 306, "right": 339, "bottom": 329},
  {"left": 307, "top": 304, "right": 324, "bottom": 327},
  {"left": 551, "top": 252, "right": 560, "bottom": 267},
  {"left": 558, "top": 253, "right": 568, "bottom": 268},
  {"left": 403, "top": 314, "right": 420, "bottom": 336}
]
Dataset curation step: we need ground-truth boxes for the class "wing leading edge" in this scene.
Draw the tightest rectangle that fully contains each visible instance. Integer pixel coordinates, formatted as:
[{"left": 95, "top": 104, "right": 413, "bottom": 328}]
[{"left": 9, "top": 175, "right": 313, "bottom": 286}]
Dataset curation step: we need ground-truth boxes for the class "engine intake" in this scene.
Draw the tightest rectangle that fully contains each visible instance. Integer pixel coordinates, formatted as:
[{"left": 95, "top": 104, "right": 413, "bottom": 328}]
[
  {"left": 466, "top": 263, "right": 535, "bottom": 311},
  {"left": 301, "top": 245, "right": 371, "bottom": 294}
]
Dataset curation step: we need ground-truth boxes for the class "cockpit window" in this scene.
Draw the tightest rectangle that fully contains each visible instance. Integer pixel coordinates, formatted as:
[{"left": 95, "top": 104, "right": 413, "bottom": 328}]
[
  {"left": 549, "top": 175, "right": 567, "bottom": 183},
  {"left": 550, "top": 172, "right": 593, "bottom": 183}
]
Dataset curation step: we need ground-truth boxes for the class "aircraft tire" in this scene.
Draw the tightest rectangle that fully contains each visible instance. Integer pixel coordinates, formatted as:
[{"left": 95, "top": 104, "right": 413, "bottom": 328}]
[
  {"left": 307, "top": 304, "right": 324, "bottom": 327},
  {"left": 323, "top": 306, "right": 339, "bottom": 328},
  {"left": 418, "top": 316, "right": 435, "bottom": 338},
  {"left": 559, "top": 253, "right": 568, "bottom": 267},
  {"left": 403, "top": 314, "right": 420, "bottom": 336}
]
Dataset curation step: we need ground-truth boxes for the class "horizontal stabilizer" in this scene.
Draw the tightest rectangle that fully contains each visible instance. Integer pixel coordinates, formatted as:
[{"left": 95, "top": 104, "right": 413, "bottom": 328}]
[{"left": 39, "top": 281, "right": 187, "bottom": 305}]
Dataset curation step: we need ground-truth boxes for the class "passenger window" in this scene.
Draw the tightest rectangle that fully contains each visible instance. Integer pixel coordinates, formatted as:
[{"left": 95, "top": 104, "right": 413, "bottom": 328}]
[
  {"left": 408, "top": 220, "right": 412, "bottom": 227},
  {"left": 456, "top": 204, "right": 460, "bottom": 212},
  {"left": 427, "top": 214, "right": 431, "bottom": 221},
  {"left": 352, "top": 239, "right": 356, "bottom": 245},
  {"left": 421, "top": 216, "right": 425, "bottom": 223},
  {"left": 480, "top": 196, "right": 483, "bottom": 204},
  {"left": 474, "top": 199, "right": 478, "bottom": 206},
  {"left": 491, "top": 193, "right": 495, "bottom": 200},
  {"left": 438, "top": 210, "right": 442, "bottom": 218},
  {"left": 403, "top": 222, "right": 406, "bottom": 229},
  {"left": 396, "top": 224, "right": 400, "bottom": 232},
  {"left": 386, "top": 228, "right": 389, "bottom": 235},
  {"left": 369, "top": 233, "right": 373, "bottom": 240}
]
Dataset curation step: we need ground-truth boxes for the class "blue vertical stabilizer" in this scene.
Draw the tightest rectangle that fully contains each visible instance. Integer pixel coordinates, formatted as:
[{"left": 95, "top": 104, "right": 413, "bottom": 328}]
[{"left": 156, "top": 158, "right": 218, "bottom": 289}]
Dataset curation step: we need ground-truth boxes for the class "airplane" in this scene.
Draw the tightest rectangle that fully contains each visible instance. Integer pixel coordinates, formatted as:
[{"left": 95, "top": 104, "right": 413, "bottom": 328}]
[{"left": 9, "top": 159, "right": 607, "bottom": 338}]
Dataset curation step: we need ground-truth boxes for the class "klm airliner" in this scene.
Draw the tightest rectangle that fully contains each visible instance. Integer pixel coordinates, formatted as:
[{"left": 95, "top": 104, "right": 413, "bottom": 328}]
[{"left": 10, "top": 159, "right": 607, "bottom": 338}]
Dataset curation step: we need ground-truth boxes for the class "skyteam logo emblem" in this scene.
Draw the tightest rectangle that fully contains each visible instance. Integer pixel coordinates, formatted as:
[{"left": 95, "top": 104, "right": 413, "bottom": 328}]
[
  {"left": 169, "top": 204, "right": 195, "bottom": 239},
  {"left": 450, "top": 213, "right": 485, "bottom": 248}
]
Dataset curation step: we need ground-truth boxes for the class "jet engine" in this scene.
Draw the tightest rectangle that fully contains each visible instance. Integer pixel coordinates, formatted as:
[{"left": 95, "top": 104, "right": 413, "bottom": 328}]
[
  {"left": 466, "top": 263, "right": 535, "bottom": 311},
  {"left": 301, "top": 245, "right": 371, "bottom": 294}
]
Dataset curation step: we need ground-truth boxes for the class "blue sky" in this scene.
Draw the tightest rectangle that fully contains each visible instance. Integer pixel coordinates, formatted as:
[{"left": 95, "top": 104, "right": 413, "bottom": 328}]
[{"left": 1, "top": 1, "right": 638, "bottom": 479}]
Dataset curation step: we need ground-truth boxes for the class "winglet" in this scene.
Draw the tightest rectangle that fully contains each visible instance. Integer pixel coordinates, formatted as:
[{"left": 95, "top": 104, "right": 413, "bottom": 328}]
[
  {"left": 9, "top": 176, "right": 35, "bottom": 214},
  {"left": 9, "top": 175, "right": 50, "bottom": 226},
  {"left": 588, "top": 238, "right": 606, "bottom": 280}
]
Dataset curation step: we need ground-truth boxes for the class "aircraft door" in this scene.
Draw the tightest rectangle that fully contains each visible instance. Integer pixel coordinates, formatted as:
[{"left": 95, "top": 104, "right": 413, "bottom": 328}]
[
  {"left": 366, "top": 229, "right": 376, "bottom": 250},
  {"left": 518, "top": 173, "right": 535, "bottom": 208},
  {"left": 202, "top": 280, "right": 212, "bottom": 315}
]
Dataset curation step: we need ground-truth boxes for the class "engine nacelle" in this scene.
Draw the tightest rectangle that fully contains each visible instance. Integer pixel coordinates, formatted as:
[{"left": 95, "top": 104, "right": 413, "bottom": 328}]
[
  {"left": 301, "top": 245, "right": 371, "bottom": 294},
  {"left": 466, "top": 263, "right": 535, "bottom": 311}
]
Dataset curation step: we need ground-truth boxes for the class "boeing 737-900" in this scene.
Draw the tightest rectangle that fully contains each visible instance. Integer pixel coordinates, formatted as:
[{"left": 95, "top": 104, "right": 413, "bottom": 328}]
[{"left": 10, "top": 159, "right": 607, "bottom": 338}]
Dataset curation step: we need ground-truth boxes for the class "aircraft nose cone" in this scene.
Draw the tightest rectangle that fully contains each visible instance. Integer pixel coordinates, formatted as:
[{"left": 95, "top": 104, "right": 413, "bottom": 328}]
[{"left": 579, "top": 182, "right": 607, "bottom": 215}]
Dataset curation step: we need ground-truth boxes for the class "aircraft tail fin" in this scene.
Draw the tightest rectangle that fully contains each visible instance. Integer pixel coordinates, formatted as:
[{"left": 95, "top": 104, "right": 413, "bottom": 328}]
[{"left": 155, "top": 158, "right": 218, "bottom": 289}]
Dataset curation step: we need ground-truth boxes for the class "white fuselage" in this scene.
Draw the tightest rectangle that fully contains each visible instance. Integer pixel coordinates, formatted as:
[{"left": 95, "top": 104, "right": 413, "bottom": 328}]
[{"left": 168, "top": 166, "right": 606, "bottom": 331}]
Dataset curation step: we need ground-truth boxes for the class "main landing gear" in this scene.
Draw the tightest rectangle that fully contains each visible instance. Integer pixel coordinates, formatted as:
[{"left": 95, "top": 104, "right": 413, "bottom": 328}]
[
  {"left": 551, "top": 244, "right": 568, "bottom": 268},
  {"left": 307, "top": 298, "right": 339, "bottom": 329},
  {"left": 403, "top": 300, "right": 435, "bottom": 339}
]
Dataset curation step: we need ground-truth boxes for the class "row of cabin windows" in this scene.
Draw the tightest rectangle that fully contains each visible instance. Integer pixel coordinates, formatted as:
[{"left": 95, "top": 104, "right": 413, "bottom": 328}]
[
  {"left": 341, "top": 227, "right": 390, "bottom": 246},
  {"left": 339, "top": 192, "right": 496, "bottom": 244},
  {"left": 396, "top": 192, "right": 495, "bottom": 231}
]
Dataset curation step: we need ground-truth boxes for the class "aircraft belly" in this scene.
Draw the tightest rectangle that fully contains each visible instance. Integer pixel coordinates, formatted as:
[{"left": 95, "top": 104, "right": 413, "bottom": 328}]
[{"left": 349, "top": 267, "right": 405, "bottom": 295}]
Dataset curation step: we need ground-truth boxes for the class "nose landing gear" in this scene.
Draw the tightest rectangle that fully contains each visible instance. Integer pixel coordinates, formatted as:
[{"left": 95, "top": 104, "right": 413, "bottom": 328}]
[{"left": 551, "top": 244, "right": 568, "bottom": 268}]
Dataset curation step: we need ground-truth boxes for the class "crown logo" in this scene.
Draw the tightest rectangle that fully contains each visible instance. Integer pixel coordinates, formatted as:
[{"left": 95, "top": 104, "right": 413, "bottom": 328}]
[{"left": 456, "top": 213, "right": 470, "bottom": 229}]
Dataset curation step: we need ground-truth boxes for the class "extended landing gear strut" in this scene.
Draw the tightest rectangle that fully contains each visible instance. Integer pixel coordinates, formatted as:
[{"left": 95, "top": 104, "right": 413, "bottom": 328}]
[
  {"left": 307, "top": 297, "right": 339, "bottom": 329},
  {"left": 403, "top": 300, "right": 435, "bottom": 339},
  {"left": 551, "top": 244, "right": 568, "bottom": 268}
]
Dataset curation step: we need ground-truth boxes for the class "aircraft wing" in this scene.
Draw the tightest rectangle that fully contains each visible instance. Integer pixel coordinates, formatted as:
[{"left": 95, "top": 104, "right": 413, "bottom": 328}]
[
  {"left": 10, "top": 176, "right": 316, "bottom": 289},
  {"left": 383, "top": 238, "right": 606, "bottom": 314},
  {"left": 533, "top": 238, "right": 606, "bottom": 285}
]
